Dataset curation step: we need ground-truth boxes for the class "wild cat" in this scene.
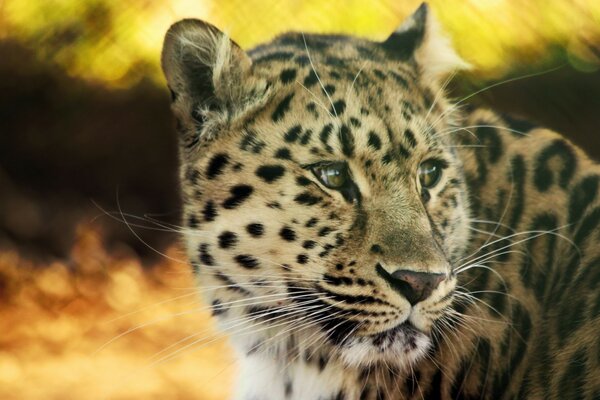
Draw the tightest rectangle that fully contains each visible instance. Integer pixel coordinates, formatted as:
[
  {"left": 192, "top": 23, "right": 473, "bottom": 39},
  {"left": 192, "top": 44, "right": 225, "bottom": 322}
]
[{"left": 161, "top": 4, "right": 600, "bottom": 399}]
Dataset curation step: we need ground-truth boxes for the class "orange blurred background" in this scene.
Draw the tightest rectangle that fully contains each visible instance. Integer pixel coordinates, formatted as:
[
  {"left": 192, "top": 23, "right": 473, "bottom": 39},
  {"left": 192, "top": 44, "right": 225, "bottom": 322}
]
[{"left": 1, "top": 1, "right": 600, "bottom": 398}]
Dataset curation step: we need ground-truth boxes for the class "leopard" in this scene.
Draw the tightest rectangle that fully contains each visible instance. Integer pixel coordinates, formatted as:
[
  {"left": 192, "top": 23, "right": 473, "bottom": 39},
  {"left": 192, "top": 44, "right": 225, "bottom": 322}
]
[{"left": 160, "top": 3, "right": 600, "bottom": 399}]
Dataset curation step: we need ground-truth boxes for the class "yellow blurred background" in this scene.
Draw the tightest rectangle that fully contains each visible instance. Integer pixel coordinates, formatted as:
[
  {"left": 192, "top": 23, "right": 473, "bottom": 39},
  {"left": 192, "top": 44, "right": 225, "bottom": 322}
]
[
  {"left": 2, "top": 0, "right": 600, "bottom": 87},
  {"left": 1, "top": 1, "right": 600, "bottom": 399}
]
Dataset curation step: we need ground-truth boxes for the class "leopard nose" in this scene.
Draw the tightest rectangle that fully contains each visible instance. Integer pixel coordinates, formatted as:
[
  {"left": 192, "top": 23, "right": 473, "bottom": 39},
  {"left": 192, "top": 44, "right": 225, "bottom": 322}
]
[
  {"left": 391, "top": 270, "right": 445, "bottom": 305},
  {"left": 376, "top": 264, "right": 446, "bottom": 305}
]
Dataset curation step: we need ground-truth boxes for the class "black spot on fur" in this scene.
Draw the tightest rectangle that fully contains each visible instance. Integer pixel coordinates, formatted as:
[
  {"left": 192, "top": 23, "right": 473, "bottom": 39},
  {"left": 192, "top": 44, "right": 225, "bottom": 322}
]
[
  {"left": 306, "top": 102, "right": 318, "bottom": 117},
  {"left": 304, "top": 70, "right": 318, "bottom": 86},
  {"left": 280, "top": 68, "right": 297, "bottom": 84},
  {"left": 300, "top": 129, "right": 313, "bottom": 145},
  {"left": 296, "top": 176, "right": 312, "bottom": 186},
  {"left": 318, "top": 354, "right": 329, "bottom": 371},
  {"left": 206, "top": 153, "right": 229, "bottom": 179},
  {"left": 223, "top": 185, "right": 254, "bottom": 209},
  {"left": 246, "top": 223, "right": 264, "bottom": 237},
  {"left": 190, "top": 261, "right": 201, "bottom": 274},
  {"left": 203, "top": 201, "right": 218, "bottom": 222},
  {"left": 318, "top": 227, "right": 332, "bottom": 237},
  {"left": 349, "top": 117, "right": 361, "bottom": 128},
  {"left": 427, "top": 370, "right": 443, "bottom": 400},
  {"left": 211, "top": 299, "right": 227, "bottom": 316},
  {"left": 255, "top": 51, "right": 294, "bottom": 62},
  {"left": 572, "top": 207, "right": 600, "bottom": 255},
  {"left": 239, "top": 132, "right": 266, "bottom": 154},
  {"left": 272, "top": 93, "right": 295, "bottom": 122},
  {"left": 284, "top": 125, "right": 302, "bottom": 143},
  {"left": 382, "top": 151, "right": 394, "bottom": 165},
  {"left": 187, "top": 214, "right": 199, "bottom": 228},
  {"left": 267, "top": 201, "right": 282, "bottom": 209},
  {"left": 568, "top": 175, "right": 599, "bottom": 228},
  {"left": 373, "top": 69, "right": 386, "bottom": 80},
  {"left": 404, "top": 129, "right": 417, "bottom": 148},
  {"left": 370, "top": 244, "right": 383, "bottom": 254},
  {"left": 218, "top": 231, "right": 238, "bottom": 249},
  {"left": 323, "top": 274, "right": 350, "bottom": 286},
  {"left": 284, "top": 380, "right": 293, "bottom": 397},
  {"left": 186, "top": 168, "right": 201, "bottom": 184},
  {"left": 475, "top": 126, "right": 503, "bottom": 164},
  {"left": 235, "top": 254, "right": 260, "bottom": 269},
  {"left": 295, "top": 192, "right": 321, "bottom": 205},
  {"left": 275, "top": 147, "right": 292, "bottom": 160},
  {"left": 506, "top": 156, "right": 526, "bottom": 246},
  {"left": 297, "top": 254, "right": 309, "bottom": 264},
  {"left": 338, "top": 124, "right": 354, "bottom": 157},
  {"left": 533, "top": 139, "right": 577, "bottom": 192},
  {"left": 558, "top": 349, "right": 587, "bottom": 399},
  {"left": 319, "top": 123, "right": 334, "bottom": 152},
  {"left": 305, "top": 217, "right": 318, "bottom": 227},
  {"left": 256, "top": 165, "right": 285, "bottom": 183},
  {"left": 331, "top": 100, "right": 346, "bottom": 116},
  {"left": 199, "top": 243, "right": 215, "bottom": 266},
  {"left": 502, "top": 113, "right": 537, "bottom": 135},
  {"left": 398, "top": 144, "right": 410, "bottom": 159},
  {"left": 368, "top": 131, "right": 382, "bottom": 150},
  {"left": 520, "top": 213, "right": 558, "bottom": 300},
  {"left": 390, "top": 71, "right": 410, "bottom": 89},
  {"left": 279, "top": 226, "right": 297, "bottom": 241},
  {"left": 302, "top": 240, "right": 317, "bottom": 249},
  {"left": 324, "top": 84, "right": 336, "bottom": 95}
]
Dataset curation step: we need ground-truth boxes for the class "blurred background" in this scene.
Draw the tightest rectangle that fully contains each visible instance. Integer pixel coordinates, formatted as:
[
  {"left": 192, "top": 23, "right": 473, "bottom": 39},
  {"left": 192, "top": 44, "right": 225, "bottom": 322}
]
[{"left": 0, "top": 0, "right": 599, "bottom": 398}]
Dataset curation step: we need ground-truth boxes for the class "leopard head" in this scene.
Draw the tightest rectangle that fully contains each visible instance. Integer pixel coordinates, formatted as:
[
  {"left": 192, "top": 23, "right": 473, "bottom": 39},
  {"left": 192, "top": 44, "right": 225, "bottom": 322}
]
[{"left": 162, "top": 3, "right": 471, "bottom": 370}]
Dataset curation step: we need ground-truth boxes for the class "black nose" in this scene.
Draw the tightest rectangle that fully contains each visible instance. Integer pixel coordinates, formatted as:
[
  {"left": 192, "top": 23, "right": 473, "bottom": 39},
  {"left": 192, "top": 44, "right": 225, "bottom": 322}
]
[{"left": 376, "top": 264, "right": 445, "bottom": 305}]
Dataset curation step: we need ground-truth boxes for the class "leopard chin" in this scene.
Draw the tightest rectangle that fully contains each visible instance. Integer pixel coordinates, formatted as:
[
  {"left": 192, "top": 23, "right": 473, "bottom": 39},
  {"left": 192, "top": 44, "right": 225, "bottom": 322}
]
[{"left": 338, "top": 322, "right": 432, "bottom": 369}]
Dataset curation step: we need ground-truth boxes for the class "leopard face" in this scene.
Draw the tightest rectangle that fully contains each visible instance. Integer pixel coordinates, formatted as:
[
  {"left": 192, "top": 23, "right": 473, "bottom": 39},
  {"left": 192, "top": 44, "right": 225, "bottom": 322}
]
[{"left": 162, "top": 5, "right": 471, "bottom": 370}]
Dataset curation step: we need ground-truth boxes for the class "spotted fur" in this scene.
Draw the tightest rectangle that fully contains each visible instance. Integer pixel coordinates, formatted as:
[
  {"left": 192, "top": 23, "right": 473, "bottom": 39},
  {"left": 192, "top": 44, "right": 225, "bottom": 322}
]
[{"left": 162, "top": 4, "right": 600, "bottom": 399}]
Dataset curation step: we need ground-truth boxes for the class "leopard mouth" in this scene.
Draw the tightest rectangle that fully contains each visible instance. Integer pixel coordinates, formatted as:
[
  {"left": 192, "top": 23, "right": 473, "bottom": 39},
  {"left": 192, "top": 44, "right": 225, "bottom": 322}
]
[
  {"left": 369, "top": 321, "right": 426, "bottom": 351},
  {"left": 371, "top": 320, "right": 422, "bottom": 338}
]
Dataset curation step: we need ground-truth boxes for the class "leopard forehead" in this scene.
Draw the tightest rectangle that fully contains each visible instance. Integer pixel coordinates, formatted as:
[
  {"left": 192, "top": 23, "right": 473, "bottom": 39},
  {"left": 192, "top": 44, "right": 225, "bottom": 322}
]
[{"left": 189, "top": 33, "right": 461, "bottom": 186}]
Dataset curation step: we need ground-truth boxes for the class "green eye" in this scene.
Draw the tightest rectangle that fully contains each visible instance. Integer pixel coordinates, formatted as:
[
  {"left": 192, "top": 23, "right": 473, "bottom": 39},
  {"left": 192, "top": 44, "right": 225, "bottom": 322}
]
[
  {"left": 418, "top": 159, "right": 444, "bottom": 188},
  {"left": 312, "top": 162, "right": 348, "bottom": 189}
]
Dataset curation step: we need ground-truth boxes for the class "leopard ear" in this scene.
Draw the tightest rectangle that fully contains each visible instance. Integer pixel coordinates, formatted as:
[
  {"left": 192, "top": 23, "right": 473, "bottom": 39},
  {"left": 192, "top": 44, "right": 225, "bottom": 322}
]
[
  {"left": 161, "top": 19, "right": 254, "bottom": 147},
  {"left": 381, "top": 3, "right": 470, "bottom": 83}
]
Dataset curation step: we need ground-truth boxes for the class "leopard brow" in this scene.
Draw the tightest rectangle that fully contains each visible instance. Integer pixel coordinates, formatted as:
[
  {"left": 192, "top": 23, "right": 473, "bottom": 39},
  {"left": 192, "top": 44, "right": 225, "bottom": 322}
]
[{"left": 300, "top": 160, "right": 347, "bottom": 170}]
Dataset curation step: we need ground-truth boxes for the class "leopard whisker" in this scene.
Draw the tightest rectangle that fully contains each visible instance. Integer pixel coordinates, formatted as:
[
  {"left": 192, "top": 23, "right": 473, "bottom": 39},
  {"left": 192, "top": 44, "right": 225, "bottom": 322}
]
[
  {"left": 150, "top": 297, "right": 331, "bottom": 363},
  {"left": 95, "top": 290, "right": 319, "bottom": 354},
  {"left": 302, "top": 33, "right": 338, "bottom": 120}
]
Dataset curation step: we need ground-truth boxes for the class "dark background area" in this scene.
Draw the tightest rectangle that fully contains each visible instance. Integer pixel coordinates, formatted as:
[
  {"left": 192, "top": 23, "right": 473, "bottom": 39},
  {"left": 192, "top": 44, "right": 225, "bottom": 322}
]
[
  {"left": 1, "top": 40, "right": 599, "bottom": 262},
  {"left": 0, "top": 41, "right": 179, "bottom": 261}
]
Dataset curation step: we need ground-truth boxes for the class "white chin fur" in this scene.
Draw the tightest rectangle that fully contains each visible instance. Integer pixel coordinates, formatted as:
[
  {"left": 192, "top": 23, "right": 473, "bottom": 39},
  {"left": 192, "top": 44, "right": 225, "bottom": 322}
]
[{"left": 338, "top": 330, "right": 431, "bottom": 370}]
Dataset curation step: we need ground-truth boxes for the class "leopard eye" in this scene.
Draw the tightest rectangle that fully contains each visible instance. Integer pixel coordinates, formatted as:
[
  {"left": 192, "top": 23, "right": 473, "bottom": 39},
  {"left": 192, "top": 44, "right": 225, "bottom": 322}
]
[
  {"left": 312, "top": 162, "right": 349, "bottom": 189},
  {"left": 418, "top": 159, "right": 444, "bottom": 188}
]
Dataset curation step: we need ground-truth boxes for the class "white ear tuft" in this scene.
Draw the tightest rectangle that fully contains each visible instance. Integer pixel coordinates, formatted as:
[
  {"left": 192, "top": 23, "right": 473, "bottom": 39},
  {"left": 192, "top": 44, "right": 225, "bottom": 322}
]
[
  {"left": 382, "top": 3, "right": 470, "bottom": 83},
  {"left": 415, "top": 6, "right": 470, "bottom": 82}
]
